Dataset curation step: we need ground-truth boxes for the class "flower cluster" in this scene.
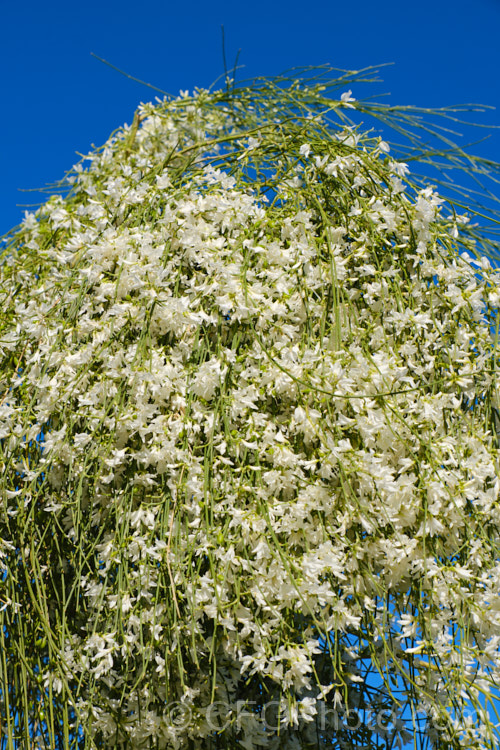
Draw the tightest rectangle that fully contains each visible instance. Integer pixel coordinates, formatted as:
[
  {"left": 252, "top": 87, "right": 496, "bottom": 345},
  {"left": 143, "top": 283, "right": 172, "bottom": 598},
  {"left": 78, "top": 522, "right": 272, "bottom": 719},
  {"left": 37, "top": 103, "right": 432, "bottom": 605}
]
[{"left": 1, "top": 78, "right": 500, "bottom": 749}]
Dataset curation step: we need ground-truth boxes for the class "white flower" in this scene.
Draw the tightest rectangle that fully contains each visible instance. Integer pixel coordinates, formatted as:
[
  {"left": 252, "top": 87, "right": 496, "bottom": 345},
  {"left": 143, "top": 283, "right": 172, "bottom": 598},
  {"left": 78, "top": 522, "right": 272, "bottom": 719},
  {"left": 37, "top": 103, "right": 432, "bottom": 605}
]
[
  {"left": 191, "top": 358, "right": 226, "bottom": 400},
  {"left": 340, "top": 90, "right": 356, "bottom": 107}
]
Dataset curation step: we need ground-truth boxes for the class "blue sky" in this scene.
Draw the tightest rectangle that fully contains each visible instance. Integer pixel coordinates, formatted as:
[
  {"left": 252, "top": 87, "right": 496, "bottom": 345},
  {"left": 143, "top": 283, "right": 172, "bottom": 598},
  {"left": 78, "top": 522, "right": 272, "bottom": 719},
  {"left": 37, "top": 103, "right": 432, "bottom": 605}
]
[{"left": 1, "top": 0, "right": 500, "bottom": 236}]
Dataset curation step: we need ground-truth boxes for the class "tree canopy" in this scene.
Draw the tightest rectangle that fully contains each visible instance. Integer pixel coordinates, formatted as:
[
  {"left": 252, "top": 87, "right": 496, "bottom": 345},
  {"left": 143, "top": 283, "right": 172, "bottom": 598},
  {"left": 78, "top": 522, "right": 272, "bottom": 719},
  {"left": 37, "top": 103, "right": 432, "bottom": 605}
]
[{"left": 1, "top": 69, "right": 500, "bottom": 749}]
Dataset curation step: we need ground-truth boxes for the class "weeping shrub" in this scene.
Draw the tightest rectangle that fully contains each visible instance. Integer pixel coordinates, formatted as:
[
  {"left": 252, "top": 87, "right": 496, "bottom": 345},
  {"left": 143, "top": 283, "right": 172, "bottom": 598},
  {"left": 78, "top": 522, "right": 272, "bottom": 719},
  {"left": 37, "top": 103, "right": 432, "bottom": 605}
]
[{"left": 1, "top": 68, "right": 500, "bottom": 750}]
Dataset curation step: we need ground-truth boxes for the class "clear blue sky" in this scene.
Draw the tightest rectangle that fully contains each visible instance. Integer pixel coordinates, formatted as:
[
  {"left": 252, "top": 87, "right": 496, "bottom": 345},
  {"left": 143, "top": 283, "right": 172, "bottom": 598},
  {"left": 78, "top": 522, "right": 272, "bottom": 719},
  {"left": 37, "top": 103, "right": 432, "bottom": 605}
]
[{"left": 1, "top": 0, "right": 500, "bottom": 236}]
